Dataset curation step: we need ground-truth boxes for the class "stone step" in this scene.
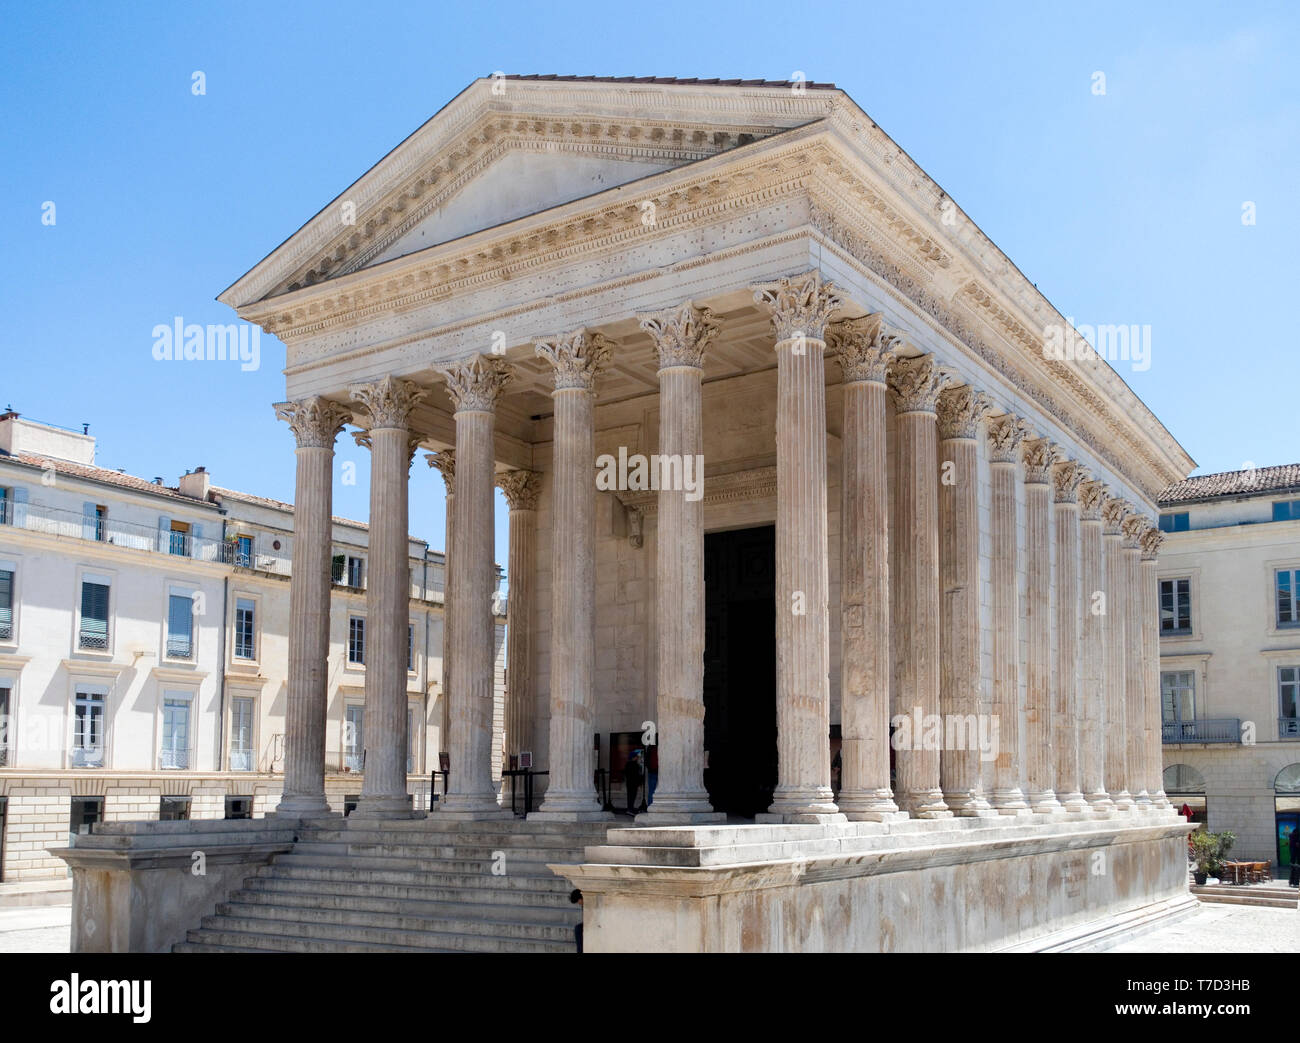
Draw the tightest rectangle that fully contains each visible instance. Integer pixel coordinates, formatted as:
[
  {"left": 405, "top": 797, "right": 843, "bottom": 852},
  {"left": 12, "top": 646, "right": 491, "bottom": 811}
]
[
  {"left": 271, "top": 851, "right": 572, "bottom": 876},
  {"left": 229, "top": 886, "right": 577, "bottom": 922},
  {"left": 212, "top": 901, "right": 575, "bottom": 941},
  {"left": 300, "top": 827, "right": 602, "bottom": 850},
  {"left": 291, "top": 840, "right": 588, "bottom": 863},
  {"left": 299, "top": 815, "right": 610, "bottom": 838},
  {"left": 243, "top": 874, "right": 574, "bottom": 907},
  {"left": 187, "top": 919, "right": 572, "bottom": 953},
  {"left": 1191, "top": 887, "right": 1298, "bottom": 909},
  {"left": 258, "top": 863, "right": 570, "bottom": 893}
]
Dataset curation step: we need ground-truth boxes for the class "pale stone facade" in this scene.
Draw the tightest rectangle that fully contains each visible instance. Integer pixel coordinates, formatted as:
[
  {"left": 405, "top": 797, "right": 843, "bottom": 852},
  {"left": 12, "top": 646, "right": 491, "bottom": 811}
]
[{"left": 0, "top": 411, "right": 505, "bottom": 882}]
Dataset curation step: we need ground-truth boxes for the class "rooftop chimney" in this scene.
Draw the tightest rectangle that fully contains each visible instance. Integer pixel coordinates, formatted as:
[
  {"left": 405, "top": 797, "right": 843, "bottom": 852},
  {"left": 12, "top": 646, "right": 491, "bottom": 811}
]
[{"left": 178, "top": 466, "right": 211, "bottom": 501}]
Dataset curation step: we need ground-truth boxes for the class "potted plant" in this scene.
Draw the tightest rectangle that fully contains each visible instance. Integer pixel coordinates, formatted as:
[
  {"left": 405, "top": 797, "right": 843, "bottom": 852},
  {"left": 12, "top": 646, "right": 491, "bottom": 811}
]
[{"left": 1189, "top": 829, "right": 1236, "bottom": 885}]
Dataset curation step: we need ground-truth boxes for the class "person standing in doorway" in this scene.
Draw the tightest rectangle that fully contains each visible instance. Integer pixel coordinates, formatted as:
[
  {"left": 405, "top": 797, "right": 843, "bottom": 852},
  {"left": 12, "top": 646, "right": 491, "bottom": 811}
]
[
  {"left": 1289, "top": 826, "right": 1299, "bottom": 887},
  {"left": 625, "top": 748, "right": 644, "bottom": 816}
]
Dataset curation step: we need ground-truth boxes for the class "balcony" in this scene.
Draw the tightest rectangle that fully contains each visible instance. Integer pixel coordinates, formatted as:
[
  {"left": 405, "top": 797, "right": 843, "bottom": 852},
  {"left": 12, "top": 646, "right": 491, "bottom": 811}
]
[
  {"left": 1162, "top": 718, "right": 1241, "bottom": 744},
  {"left": 1280, "top": 717, "right": 1300, "bottom": 739},
  {"left": 0, "top": 499, "right": 290, "bottom": 575},
  {"left": 160, "top": 748, "right": 190, "bottom": 770}
]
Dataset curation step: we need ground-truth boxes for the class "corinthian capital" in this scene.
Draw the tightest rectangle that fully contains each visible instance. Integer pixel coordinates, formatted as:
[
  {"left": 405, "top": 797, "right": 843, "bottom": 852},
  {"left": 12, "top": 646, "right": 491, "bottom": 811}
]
[
  {"left": 1101, "top": 496, "right": 1130, "bottom": 535},
  {"left": 889, "top": 355, "right": 952, "bottom": 414},
  {"left": 1051, "top": 459, "right": 1085, "bottom": 503},
  {"left": 535, "top": 329, "right": 615, "bottom": 391},
  {"left": 426, "top": 449, "right": 455, "bottom": 494},
  {"left": 441, "top": 354, "right": 513, "bottom": 413},
  {"left": 274, "top": 396, "right": 351, "bottom": 449},
  {"left": 1021, "top": 438, "right": 1060, "bottom": 484},
  {"left": 497, "top": 469, "right": 542, "bottom": 512},
  {"left": 936, "top": 386, "right": 993, "bottom": 440},
  {"left": 638, "top": 302, "right": 720, "bottom": 371},
  {"left": 752, "top": 270, "right": 843, "bottom": 343},
  {"left": 826, "top": 313, "right": 902, "bottom": 384},
  {"left": 1141, "top": 526, "right": 1164, "bottom": 559},
  {"left": 348, "top": 375, "right": 428, "bottom": 429},
  {"left": 1078, "top": 478, "right": 1108, "bottom": 520},
  {"left": 1121, "top": 513, "right": 1148, "bottom": 548},
  {"left": 986, "top": 414, "right": 1028, "bottom": 463}
]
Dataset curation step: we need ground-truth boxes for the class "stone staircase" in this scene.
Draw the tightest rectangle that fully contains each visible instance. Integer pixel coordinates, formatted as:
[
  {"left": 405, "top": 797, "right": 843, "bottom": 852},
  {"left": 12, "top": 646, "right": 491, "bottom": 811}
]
[
  {"left": 174, "top": 816, "right": 610, "bottom": 953},
  {"left": 1190, "top": 882, "right": 1299, "bottom": 910}
]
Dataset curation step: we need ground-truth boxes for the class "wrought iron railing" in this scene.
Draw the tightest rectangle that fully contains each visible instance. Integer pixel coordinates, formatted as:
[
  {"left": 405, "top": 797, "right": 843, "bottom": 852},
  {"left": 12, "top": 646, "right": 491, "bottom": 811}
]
[
  {"left": 1280, "top": 717, "right": 1300, "bottom": 739},
  {"left": 1162, "top": 718, "right": 1240, "bottom": 744}
]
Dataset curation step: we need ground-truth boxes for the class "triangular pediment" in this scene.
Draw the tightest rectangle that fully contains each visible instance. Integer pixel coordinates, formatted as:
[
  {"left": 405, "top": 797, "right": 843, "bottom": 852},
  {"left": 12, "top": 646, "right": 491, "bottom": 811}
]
[{"left": 220, "top": 76, "right": 845, "bottom": 307}]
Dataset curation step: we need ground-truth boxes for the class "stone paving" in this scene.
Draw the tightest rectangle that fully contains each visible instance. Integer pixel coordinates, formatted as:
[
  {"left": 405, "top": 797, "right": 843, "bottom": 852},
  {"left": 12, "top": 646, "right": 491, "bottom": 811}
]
[{"left": 0, "top": 905, "right": 71, "bottom": 953}]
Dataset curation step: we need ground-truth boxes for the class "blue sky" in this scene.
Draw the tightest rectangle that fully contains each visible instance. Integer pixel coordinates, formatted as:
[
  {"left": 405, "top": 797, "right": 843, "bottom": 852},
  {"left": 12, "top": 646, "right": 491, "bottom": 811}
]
[{"left": 2, "top": 0, "right": 1296, "bottom": 571}]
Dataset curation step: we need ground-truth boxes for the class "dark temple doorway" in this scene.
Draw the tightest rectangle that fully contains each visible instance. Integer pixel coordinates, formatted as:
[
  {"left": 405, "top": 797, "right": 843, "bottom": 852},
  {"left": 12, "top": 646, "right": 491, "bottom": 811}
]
[{"left": 702, "top": 524, "right": 777, "bottom": 817}]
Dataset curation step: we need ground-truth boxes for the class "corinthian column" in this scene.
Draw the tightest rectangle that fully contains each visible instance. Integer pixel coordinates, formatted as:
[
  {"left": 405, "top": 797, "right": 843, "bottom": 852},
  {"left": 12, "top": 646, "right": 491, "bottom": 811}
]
[
  {"left": 1141, "top": 527, "right": 1171, "bottom": 809},
  {"left": 1122, "top": 514, "right": 1151, "bottom": 807},
  {"left": 986, "top": 415, "right": 1029, "bottom": 813},
  {"left": 532, "top": 330, "right": 614, "bottom": 821},
  {"left": 937, "top": 385, "right": 993, "bottom": 815},
  {"left": 827, "top": 315, "right": 903, "bottom": 820},
  {"left": 432, "top": 356, "right": 513, "bottom": 819},
  {"left": 637, "top": 302, "right": 725, "bottom": 824},
  {"left": 497, "top": 469, "right": 541, "bottom": 771},
  {"left": 1102, "top": 498, "right": 1133, "bottom": 810},
  {"left": 1078, "top": 479, "right": 1113, "bottom": 810},
  {"left": 751, "top": 271, "right": 843, "bottom": 822},
  {"left": 889, "top": 354, "right": 954, "bottom": 819},
  {"left": 1023, "top": 438, "right": 1061, "bottom": 813},
  {"left": 1052, "top": 459, "right": 1088, "bottom": 813},
  {"left": 274, "top": 397, "right": 350, "bottom": 816},
  {"left": 427, "top": 451, "right": 455, "bottom": 761},
  {"left": 350, "top": 377, "right": 427, "bottom": 818}
]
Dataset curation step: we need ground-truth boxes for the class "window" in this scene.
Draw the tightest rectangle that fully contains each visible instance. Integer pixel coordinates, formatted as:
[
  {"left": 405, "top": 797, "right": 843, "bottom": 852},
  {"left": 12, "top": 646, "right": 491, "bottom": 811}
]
[
  {"left": 331, "top": 554, "right": 345, "bottom": 584},
  {"left": 92, "top": 505, "right": 107, "bottom": 541},
  {"left": 1159, "top": 578, "right": 1192, "bottom": 635},
  {"left": 166, "top": 592, "right": 194, "bottom": 659},
  {"left": 169, "top": 521, "right": 190, "bottom": 556},
  {"left": 1281, "top": 667, "right": 1300, "bottom": 738},
  {"left": 0, "top": 685, "right": 10, "bottom": 766},
  {"left": 0, "top": 486, "right": 8, "bottom": 525},
  {"left": 161, "top": 692, "right": 191, "bottom": 769},
  {"left": 1159, "top": 512, "right": 1189, "bottom": 533},
  {"left": 348, "top": 616, "right": 365, "bottom": 665},
  {"left": 345, "top": 704, "right": 364, "bottom": 771},
  {"left": 407, "top": 706, "right": 416, "bottom": 773},
  {"left": 347, "top": 556, "right": 364, "bottom": 588},
  {"left": 1278, "top": 568, "right": 1300, "bottom": 628},
  {"left": 0, "top": 567, "right": 12, "bottom": 641},
  {"left": 224, "top": 796, "right": 252, "bottom": 820},
  {"left": 1161, "top": 671, "right": 1196, "bottom": 725},
  {"left": 78, "top": 579, "right": 110, "bottom": 650},
  {"left": 408, "top": 624, "right": 414, "bottom": 671},
  {"left": 159, "top": 796, "right": 191, "bottom": 821},
  {"left": 1274, "top": 500, "right": 1300, "bottom": 522},
  {"left": 72, "top": 689, "right": 105, "bottom": 767},
  {"left": 235, "top": 535, "right": 253, "bottom": 568},
  {"left": 230, "top": 696, "right": 254, "bottom": 771},
  {"left": 234, "top": 598, "right": 256, "bottom": 659},
  {"left": 69, "top": 796, "right": 103, "bottom": 839}
]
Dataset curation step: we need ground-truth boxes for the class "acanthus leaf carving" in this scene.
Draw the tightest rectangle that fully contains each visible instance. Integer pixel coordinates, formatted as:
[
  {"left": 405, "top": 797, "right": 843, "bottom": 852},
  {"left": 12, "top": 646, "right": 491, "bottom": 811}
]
[
  {"left": 440, "top": 354, "right": 513, "bottom": 413},
  {"left": 497, "top": 468, "right": 542, "bottom": 512},
  {"left": 826, "top": 313, "right": 902, "bottom": 384},
  {"left": 936, "top": 385, "right": 993, "bottom": 440},
  {"left": 535, "top": 328, "right": 615, "bottom": 391},
  {"left": 752, "top": 269, "right": 843, "bottom": 343},
  {"left": 888, "top": 354, "right": 953, "bottom": 414},
  {"left": 638, "top": 301, "right": 720, "bottom": 371},
  {"left": 986, "top": 414, "right": 1028, "bottom": 463},
  {"left": 274, "top": 396, "right": 352, "bottom": 449},
  {"left": 348, "top": 375, "right": 428, "bottom": 429}
]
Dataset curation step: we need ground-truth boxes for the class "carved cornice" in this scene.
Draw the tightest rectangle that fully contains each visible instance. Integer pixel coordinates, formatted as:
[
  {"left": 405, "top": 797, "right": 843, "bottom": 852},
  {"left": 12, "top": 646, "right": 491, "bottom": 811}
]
[
  {"left": 638, "top": 301, "right": 720, "bottom": 371},
  {"left": 617, "top": 465, "right": 776, "bottom": 513},
  {"left": 1078, "top": 479, "right": 1107, "bottom": 521},
  {"left": 826, "top": 313, "right": 901, "bottom": 384},
  {"left": 936, "top": 386, "right": 992, "bottom": 440},
  {"left": 440, "top": 354, "right": 513, "bottom": 413},
  {"left": 497, "top": 468, "right": 542, "bottom": 512},
  {"left": 426, "top": 449, "right": 455, "bottom": 494},
  {"left": 535, "top": 329, "right": 615, "bottom": 391},
  {"left": 752, "top": 270, "right": 843, "bottom": 344},
  {"left": 274, "top": 397, "right": 351, "bottom": 449},
  {"left": 1021, "top": 438, "right": 1059, "bottom": 485},
  {"left": 348, "top": 375, "right": 428, "bottom": 429},
  {"left": 1140, "top": 526, "right": 1164, "bottom": 559},
  {"left": 1051, "top": 460, "right": 1084, "bottom": 504},
  {"left": 986, "top": 414, "right": 1028, "bottom": 464},
  {"left": 889, "top": 355, "right": 951, "bottom": 415}
]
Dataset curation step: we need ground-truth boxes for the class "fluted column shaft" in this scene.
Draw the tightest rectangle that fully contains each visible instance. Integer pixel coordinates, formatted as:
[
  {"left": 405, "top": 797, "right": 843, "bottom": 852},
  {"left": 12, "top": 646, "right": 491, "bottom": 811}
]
[
  {"left": 1102, "top": 505, "right": 1132, "bottom": 809},
  {"left": 499, "top": 472, "right": 540, "bottom": 765},
  {"left": 938, "top": 388, "right": 991, "bottom": 815},
  {"left": 890, "top": 356, "right": 951, "bottom": 819},
  {"left": 275, "top": 398, "right": 349, "bottom": 816},
  {"left": 428, "top": 452, "right": 455, "bottom": 761},
  {"left": 986, "top": 417, "right": 1028, "bottom": 812},
  {"left": 1052, "top": 464, "right": 1087, "bottom": 812},
  {"left": 1023, "top": 441, "right": 1060, "bottom": 812},
  {"left": 1122, "top": 521, "right": 1150, "bottom": 806},
  {"left": 533, "top": 331, "right": 613, "bottom": 820},
  {"left": 831, "top": 314, "right": 900, "bottom": 819},
  {"left": 1141, "top": 530, "right": 1169, "bottom": 807},
  {"left": 1079, "top": 485, "right": 1111, "bottom": 808}
]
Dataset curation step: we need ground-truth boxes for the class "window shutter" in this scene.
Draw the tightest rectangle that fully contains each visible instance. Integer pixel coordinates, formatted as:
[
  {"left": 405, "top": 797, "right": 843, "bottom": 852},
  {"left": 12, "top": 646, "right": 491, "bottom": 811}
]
[
  {"left": 168, "top": 594, "right": 192, "bottom": 641},
  {"left": 81, "top": 582, "right": 109, "bottom": 645},
  {"left": 158, "top": 516, "right": 171, "bottom": 552},
  {"left": 11, "top": 487, "right": 27, "bottom": 527},
  {"left": 0, "top": 569, "right": 13, "bottom": 638}
]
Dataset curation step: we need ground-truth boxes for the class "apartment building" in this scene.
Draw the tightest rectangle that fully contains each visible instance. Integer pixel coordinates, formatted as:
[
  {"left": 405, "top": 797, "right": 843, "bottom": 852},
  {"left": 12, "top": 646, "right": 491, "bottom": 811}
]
[
  {"left": 0, "top": 411, "right": 504, "bottom": 882},
  {"left": 1156, "top": 463, "right": 1300, "bottom": 873}
]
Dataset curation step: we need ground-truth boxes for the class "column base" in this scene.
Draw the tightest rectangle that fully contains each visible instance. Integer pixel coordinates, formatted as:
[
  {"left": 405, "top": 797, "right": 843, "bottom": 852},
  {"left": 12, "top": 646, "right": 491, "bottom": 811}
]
[
  {"left": 531, "top": 790, "right": 612, "bottom": 822},
  {"left": 432, "top": 793, "right": 513, "bottom": 820},
  {"left": 1133, "top": 789, "right": 1153, "bottom": 807},
  {"left": 1029, "top": 790, "right": 1064, "bottom": 815},
  {"left": 943, "top": 790, "right": 996, "bottom": 817},
  {"left": 1086, "top": 790, "right": 1115, "bottom": 812},
  {"left": 838, "top": 790, "right": 906, "bottom": 822},
  {"left": 988, "top": 788, "right": 1030, "bottom": 814},
  {"left": 898, "top": 789, "right": 953, "bottom": 819},
  {"left": 761, "top": 787, "right": 844, "bottom": 823},
  {"left": 1112, "top": 790, "right": 1136, "bottom": 812},
  {"left": 1059, "top": 790, "right": 1091, "bottom": 814},
  {"left": 351, "top": 794, "right": 416, "bottom": 820},
  {"left": 273, "top": 795, "right": 331, "bottom": 817}
]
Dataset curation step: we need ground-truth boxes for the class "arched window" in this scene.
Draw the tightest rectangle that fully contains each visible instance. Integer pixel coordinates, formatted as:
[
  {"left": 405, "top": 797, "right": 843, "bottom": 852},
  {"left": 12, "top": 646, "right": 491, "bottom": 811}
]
[
  {"left": 1163, "top": 763, "right": 1206, "bottom": 793},
  {"left": 1273, "top": 763, "right": 1300, "bottom": 793}
]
